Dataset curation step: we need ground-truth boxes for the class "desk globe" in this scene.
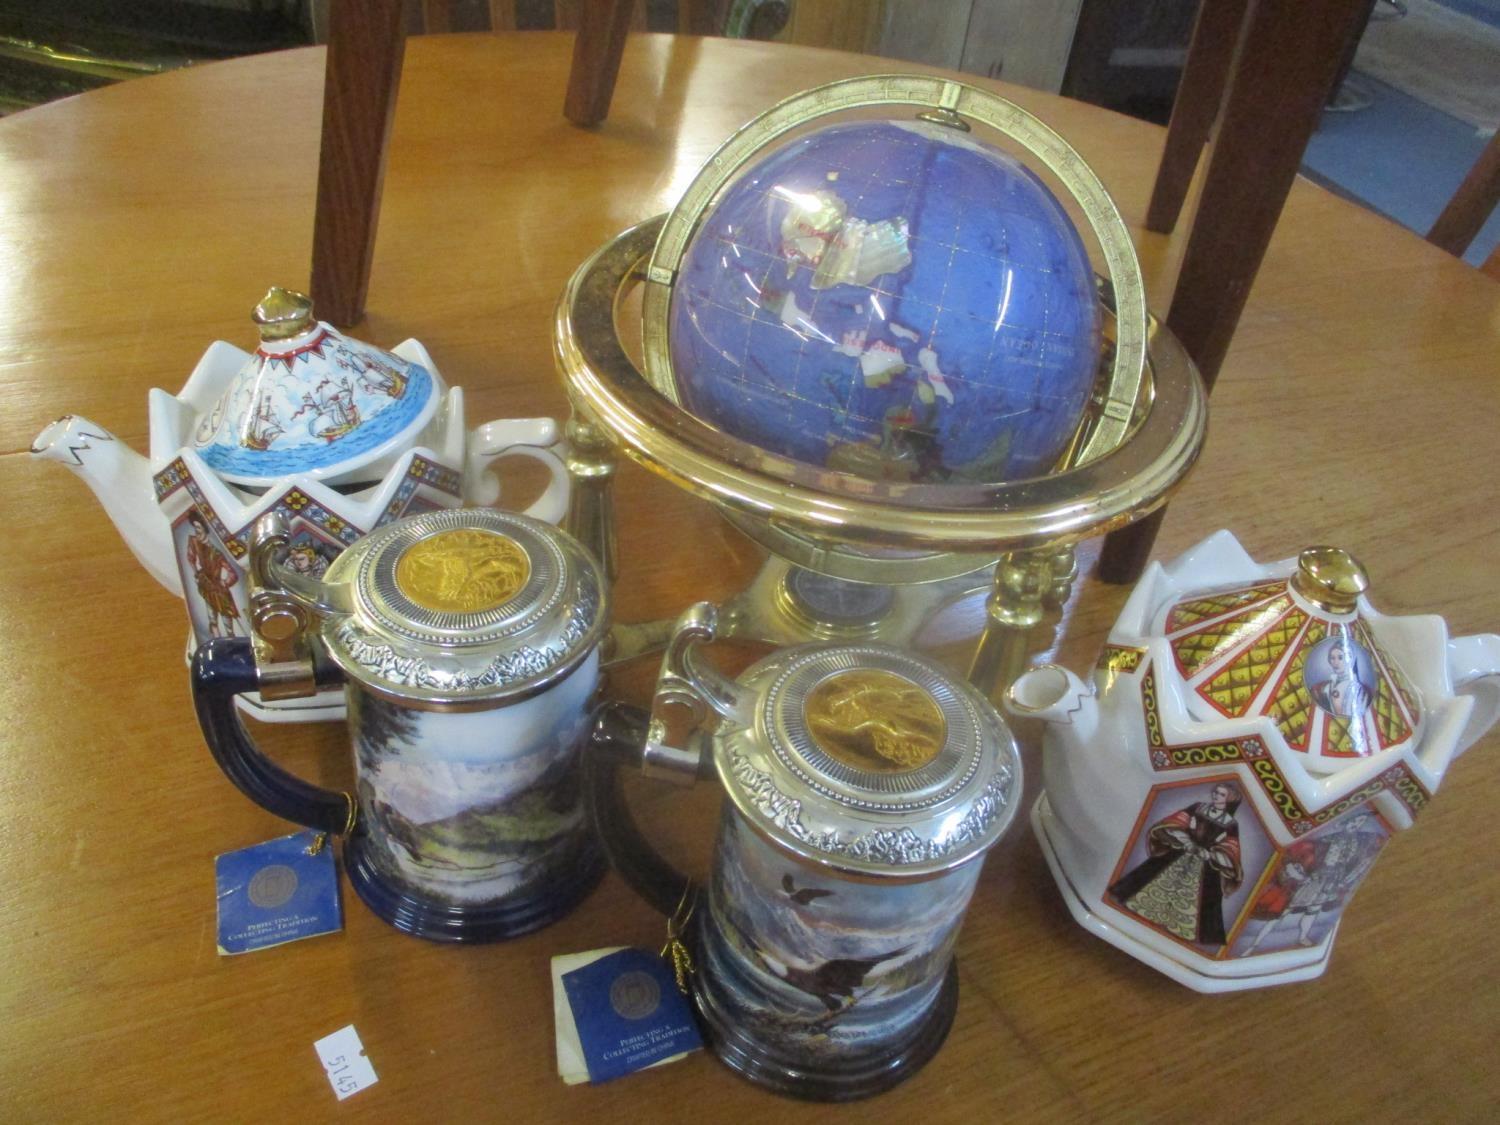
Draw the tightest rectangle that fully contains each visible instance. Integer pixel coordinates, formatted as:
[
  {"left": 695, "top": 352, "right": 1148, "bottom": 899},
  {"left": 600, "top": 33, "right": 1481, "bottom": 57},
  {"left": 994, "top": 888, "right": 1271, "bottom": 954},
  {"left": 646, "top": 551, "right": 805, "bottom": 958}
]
[
  {"left": 669, "top": 119, "right": 1101, "bottom": 483},
  {"left": 556, "top": 75, "right": 1206, "bottom": 697}
]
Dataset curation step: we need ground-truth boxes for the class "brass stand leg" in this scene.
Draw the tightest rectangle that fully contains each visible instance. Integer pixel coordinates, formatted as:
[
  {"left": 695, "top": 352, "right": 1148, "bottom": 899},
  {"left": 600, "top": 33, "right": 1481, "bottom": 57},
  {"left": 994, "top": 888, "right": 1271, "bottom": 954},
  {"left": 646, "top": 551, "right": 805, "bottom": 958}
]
[
  {"left": 564, "top": 416, "right": 618, "bottom": 586},
  {"left": 1042, "top": 545, "right": 1078, "bottom": 611},
  {"left": 968, "top": 548, "right": 1054, "bottom": 701}
]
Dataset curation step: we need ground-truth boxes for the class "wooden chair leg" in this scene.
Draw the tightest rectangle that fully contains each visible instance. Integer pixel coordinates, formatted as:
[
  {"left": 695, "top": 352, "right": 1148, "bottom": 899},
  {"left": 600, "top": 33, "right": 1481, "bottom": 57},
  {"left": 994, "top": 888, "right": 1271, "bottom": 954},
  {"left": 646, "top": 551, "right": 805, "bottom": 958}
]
[
  {"left": 1482, "top": 241, "right": 1500, "bottom": 282},
  {"left": 563, "top": 0, "right": 636, "bottom": 126},
  {"left": 1100, "top": 0, "right": 1372, "bottom": 584},
  {"left": 1427, "top": 130, "right": 1500, "bottom": 258},
  {"left": 310, "top": 0, "right": 406, "bottom": 328},
  {"left": 422, "top": 1, "right": 456, "bottom": 32},
  {"left": 1146, "top": 0, "right": 1250, "bottom": 235}
]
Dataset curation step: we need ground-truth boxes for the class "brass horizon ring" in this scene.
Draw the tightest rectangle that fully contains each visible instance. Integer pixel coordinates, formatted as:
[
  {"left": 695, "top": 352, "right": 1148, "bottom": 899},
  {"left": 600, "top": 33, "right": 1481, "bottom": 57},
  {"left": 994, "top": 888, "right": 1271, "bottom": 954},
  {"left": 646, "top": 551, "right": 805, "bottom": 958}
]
[{"left": 555, "top": 216, "right": 1207, "bottom": 554}]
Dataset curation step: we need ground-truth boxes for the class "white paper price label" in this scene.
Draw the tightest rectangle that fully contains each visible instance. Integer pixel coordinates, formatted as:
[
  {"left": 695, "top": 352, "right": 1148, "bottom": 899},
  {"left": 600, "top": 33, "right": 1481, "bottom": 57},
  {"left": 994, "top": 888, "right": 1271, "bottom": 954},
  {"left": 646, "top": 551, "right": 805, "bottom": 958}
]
[{"left": 314, "top": 1024, "right": 378, "bottom": 1101}]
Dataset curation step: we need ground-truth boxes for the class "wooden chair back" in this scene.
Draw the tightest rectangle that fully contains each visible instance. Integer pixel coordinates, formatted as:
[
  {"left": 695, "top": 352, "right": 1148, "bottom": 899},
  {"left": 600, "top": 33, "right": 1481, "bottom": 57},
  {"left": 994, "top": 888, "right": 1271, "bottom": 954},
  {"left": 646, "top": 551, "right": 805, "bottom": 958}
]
[{"left": 1098, "top": 0, "right": 1376, "bottom": 584}]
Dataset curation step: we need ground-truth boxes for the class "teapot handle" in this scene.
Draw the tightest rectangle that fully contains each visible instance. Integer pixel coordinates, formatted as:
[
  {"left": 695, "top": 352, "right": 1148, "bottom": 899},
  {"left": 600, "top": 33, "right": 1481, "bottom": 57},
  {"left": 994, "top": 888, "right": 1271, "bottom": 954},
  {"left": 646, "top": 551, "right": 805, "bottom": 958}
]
[
  {"left": 1449, "top": 633, "right": 1500, "bottom": 756},
  {"left": 465, "top": 416, "right": 571, "bottom": 525},
  {"left": 586, "top": 701, "right": 698, "bottom": 918},
  {"left": 191, "top": 637, "right": 354, "bottom": 834}
]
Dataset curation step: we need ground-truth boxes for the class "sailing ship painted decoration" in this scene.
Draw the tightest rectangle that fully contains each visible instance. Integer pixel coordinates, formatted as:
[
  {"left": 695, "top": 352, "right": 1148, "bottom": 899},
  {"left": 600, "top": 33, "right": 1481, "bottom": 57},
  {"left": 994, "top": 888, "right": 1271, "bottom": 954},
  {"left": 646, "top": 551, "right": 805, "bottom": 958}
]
[
  {"left": 32, "top": 288, "right": 571, "bottom": 721},
  {"left": 192, "top": 288, "right": 439, "bottom": 485},
  {"left": 1006, "top": 531, "right": 1500, "bottom": 992}
]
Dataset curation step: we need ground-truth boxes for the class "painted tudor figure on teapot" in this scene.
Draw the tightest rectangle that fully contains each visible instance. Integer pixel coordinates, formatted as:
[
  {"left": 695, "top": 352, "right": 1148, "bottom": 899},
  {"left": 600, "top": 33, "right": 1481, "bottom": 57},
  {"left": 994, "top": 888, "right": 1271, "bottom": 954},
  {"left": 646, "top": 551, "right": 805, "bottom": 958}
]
[
  {"left": 1007, "top": 530, "right": 1500, "bottom": 992},
  {"left": 32, "top": 288, "right": 570, "bottom": 721}
]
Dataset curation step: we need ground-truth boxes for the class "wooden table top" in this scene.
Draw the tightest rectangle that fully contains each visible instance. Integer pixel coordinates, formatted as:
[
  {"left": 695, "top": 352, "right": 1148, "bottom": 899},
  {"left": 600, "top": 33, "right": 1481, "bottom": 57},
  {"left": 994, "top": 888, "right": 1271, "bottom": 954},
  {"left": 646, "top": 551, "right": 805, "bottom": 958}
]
[{"left": 3, "top": 32, "right": 1498, "bottom": 1122}]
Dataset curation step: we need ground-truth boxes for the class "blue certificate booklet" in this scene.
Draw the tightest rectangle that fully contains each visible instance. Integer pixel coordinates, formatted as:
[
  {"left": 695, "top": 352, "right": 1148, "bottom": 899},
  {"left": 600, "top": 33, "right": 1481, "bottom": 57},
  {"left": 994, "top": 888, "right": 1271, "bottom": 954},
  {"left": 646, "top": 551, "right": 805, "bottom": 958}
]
[
  {"left": 557, "top": 947, "right": 702, "bottom": 1084},
  {"left": 215, "top": 830, "right": 342, "bottom": 955}
]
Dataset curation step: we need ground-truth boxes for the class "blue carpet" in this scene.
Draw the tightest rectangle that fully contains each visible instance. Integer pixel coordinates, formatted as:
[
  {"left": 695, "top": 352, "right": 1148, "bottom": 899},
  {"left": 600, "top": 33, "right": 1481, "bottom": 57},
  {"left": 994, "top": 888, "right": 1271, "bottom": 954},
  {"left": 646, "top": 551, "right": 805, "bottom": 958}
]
[
  {"left": 1431, "top": 0, "right": 1500, "bottom": 31},
  {"left": 1302, "top": 72, "right": 1499, "bottom": 268}
]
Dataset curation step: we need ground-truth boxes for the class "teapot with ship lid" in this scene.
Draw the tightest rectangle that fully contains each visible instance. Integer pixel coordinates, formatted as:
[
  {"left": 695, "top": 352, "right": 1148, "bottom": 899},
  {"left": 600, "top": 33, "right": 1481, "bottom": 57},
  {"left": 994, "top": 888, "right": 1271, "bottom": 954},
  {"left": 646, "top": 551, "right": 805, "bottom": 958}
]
[
  {"left": 32, "top": 288, "right": 571, "bottom": 721},
  {"left": 1006, "top": 530, "right": 1500, "bottom": 991}
]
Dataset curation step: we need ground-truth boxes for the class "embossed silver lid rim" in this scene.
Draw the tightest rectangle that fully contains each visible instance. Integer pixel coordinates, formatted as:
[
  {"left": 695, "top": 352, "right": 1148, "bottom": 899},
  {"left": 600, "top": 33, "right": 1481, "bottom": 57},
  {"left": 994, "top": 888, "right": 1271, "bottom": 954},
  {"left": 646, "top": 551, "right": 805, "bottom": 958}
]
[
  {"left": 715, "top": 644, "right": 1022, "bottom": 879},
  {"left": 321, "top": 508, "right": 608, "bottom": 709}
]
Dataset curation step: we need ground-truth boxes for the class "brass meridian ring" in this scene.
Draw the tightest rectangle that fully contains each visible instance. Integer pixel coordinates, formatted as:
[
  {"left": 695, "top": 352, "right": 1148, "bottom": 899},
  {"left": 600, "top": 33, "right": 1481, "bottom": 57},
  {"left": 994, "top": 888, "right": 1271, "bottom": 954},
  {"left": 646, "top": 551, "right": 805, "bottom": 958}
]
[
  {"left": 395, "top": 528, "right": 531, "bottom": 614},
  {"left": 641, "top": 74, "right": 1148, "bottom": 464}
]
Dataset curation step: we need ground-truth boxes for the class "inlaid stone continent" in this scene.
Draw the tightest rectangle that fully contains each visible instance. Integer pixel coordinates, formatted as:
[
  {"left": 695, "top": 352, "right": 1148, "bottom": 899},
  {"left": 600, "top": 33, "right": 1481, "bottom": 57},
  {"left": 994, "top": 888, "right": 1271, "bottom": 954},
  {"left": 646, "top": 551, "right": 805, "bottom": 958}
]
[
  {"left": 669, "top": 119, "right": 1102, "bottom": 483},
  {"left": 805, "top": 669, "right": 947, "bottom": 772},
  {"left": 395, "top": 529, "right": 531, "bottom": 613}
]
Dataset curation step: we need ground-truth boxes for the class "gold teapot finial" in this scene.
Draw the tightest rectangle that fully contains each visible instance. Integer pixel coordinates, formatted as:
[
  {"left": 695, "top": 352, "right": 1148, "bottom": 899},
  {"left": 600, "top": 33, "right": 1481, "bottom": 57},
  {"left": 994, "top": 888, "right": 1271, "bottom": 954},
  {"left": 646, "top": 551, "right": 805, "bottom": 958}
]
[
  {"left": 1292, "top": 546, "right": 1369, "bottom": 614},
  {"left": 252, "top": 287, "right": 316, "bottom": 341}
]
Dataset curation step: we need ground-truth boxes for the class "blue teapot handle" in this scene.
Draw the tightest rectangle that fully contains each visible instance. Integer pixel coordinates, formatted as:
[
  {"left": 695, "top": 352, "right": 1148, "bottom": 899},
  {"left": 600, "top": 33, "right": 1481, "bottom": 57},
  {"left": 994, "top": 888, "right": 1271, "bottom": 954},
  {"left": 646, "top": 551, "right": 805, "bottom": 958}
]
[{"left": 191, "top": 637, "right": 353, "bottom": 835}]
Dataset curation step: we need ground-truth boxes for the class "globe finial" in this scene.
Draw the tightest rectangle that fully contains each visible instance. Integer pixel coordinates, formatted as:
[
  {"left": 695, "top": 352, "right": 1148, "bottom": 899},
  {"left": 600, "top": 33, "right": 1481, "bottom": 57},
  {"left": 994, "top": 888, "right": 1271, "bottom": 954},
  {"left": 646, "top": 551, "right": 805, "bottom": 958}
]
[{"left": 253, "top": 287, "right": 316, "bottom": 342}]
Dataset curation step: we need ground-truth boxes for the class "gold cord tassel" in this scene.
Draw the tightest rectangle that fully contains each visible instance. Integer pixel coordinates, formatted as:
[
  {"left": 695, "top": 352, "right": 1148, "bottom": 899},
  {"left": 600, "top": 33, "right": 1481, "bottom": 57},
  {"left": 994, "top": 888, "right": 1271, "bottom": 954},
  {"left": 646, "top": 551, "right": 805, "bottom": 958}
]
[
  {"left": 305, "top": 792, "right": 358, "bottom": 856},
  {"left": 659, "top": 883, "right": 698, "bottom": 994}
]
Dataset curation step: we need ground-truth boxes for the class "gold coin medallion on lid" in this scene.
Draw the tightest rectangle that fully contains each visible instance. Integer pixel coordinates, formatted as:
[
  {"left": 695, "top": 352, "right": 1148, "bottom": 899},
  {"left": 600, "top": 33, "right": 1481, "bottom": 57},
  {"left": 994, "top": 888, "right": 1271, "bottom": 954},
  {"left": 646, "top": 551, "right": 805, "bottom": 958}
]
[
  {"left": 804, "top": 668, "right": 947, "bottom": 774},
  {"left": 395, "top": 528, "right": 531, "bottom": 614}
]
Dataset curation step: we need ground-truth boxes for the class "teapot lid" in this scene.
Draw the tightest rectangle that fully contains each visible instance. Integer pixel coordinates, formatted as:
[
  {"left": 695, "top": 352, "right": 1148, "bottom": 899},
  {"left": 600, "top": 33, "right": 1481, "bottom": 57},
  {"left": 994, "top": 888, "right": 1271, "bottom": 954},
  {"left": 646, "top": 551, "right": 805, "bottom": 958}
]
[
  {"left": 1161, "top": 546, "right": 1423, "bottom": 772},
  {"left": 316, "top": 507, "right": 607, "bottom": 708},
  {"left": 715, "top": 644, "right": 1021, "bottom": 879},
  {"left": 192, "top": 288, "right": 441, "bottom": 488}
]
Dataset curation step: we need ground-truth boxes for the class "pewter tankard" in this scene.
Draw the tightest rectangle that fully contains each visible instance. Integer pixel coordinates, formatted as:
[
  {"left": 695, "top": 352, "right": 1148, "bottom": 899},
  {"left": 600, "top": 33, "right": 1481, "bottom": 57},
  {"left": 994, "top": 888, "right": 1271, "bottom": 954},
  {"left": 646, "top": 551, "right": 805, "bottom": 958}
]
[
  {"left": 194, "top": 507, "right": 608, "bottom": 941},
  {"left": 590, "top": 603, "right": 1022, "bottom": 1099}
]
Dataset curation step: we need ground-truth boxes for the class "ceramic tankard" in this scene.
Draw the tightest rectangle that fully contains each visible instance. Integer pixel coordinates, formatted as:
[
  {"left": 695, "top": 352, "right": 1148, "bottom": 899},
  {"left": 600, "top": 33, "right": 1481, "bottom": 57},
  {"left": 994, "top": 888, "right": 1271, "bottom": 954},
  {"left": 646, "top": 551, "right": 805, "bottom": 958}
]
[
  {"left": 589, "top": 603, "right": 1021, "bottom": 1100},
  {"left": 1008, "top": 531, "right": 1500, "bottom": 991},
  {"left": 192, "top": 507, "right": 608, "bottom": 941}
]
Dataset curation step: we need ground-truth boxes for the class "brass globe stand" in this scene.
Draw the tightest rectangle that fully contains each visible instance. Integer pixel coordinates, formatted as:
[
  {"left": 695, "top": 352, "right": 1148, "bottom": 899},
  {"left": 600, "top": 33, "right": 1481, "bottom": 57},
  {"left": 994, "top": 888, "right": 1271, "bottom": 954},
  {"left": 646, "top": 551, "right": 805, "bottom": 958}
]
[{"left": 553, "top": 77, "right": 1207, "bottom": 699}]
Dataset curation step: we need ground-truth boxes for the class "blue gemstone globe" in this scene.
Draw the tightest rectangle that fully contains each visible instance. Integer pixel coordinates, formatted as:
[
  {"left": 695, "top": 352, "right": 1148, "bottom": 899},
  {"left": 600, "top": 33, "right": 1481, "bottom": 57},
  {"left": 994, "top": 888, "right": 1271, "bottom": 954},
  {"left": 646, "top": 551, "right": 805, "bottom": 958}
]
[{"left": 668, "top": 119, "right": 1102, "bottom": 483}]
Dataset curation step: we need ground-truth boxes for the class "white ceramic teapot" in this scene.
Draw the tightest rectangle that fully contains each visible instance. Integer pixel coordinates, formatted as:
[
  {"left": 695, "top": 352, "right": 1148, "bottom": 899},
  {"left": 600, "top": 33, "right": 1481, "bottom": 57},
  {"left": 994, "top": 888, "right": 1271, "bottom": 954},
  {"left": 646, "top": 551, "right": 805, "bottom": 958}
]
[
  {"left": 1007, "top": 530, "right": 1500, "bottom": 992},
  {"left": 32, "top": 288, "right": 571, "bottom": 722}
]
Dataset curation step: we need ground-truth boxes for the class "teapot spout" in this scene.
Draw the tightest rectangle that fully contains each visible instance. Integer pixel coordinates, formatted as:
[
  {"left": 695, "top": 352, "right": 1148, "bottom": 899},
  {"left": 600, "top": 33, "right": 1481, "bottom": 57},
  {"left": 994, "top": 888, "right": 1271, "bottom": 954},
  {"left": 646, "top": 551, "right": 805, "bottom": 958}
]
[
  {"left": 1006, "top": 664, "right": 1098, "bottom": 750},
  {"left": 32, "top": 415, "right": 182, "bottom": 595}
]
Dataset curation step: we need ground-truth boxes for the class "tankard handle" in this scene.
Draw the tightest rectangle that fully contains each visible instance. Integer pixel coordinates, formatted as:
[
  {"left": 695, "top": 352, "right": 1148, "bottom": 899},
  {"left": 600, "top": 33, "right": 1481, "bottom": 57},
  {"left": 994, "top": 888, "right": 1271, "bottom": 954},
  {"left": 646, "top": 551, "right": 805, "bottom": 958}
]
[
  {"left": 585, "top": 603, "right": 743, "bottom": 915},
  {"left": 465, "top": 416, "right": 571, "bottom": 525},
  {"left": 191, "top": 637, "right": 354, "bottom": 834},
  {"left": 586, "top": 701, "right": 698, "bottom": 918},
  {"left": 638, "top": 603, "right": 744, "bottom": 781}
]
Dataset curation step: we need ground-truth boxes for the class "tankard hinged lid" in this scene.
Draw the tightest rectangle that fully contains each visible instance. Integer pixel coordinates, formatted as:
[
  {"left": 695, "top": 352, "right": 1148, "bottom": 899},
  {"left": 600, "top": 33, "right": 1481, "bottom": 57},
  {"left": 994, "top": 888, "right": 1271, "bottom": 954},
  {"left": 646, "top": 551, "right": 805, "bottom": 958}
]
[
  {"left": 715, "top": 644, "right": 1021, "bottom": 879},
  {"left": 316, "top": 507, "right": 607, "bottom": 708}
]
